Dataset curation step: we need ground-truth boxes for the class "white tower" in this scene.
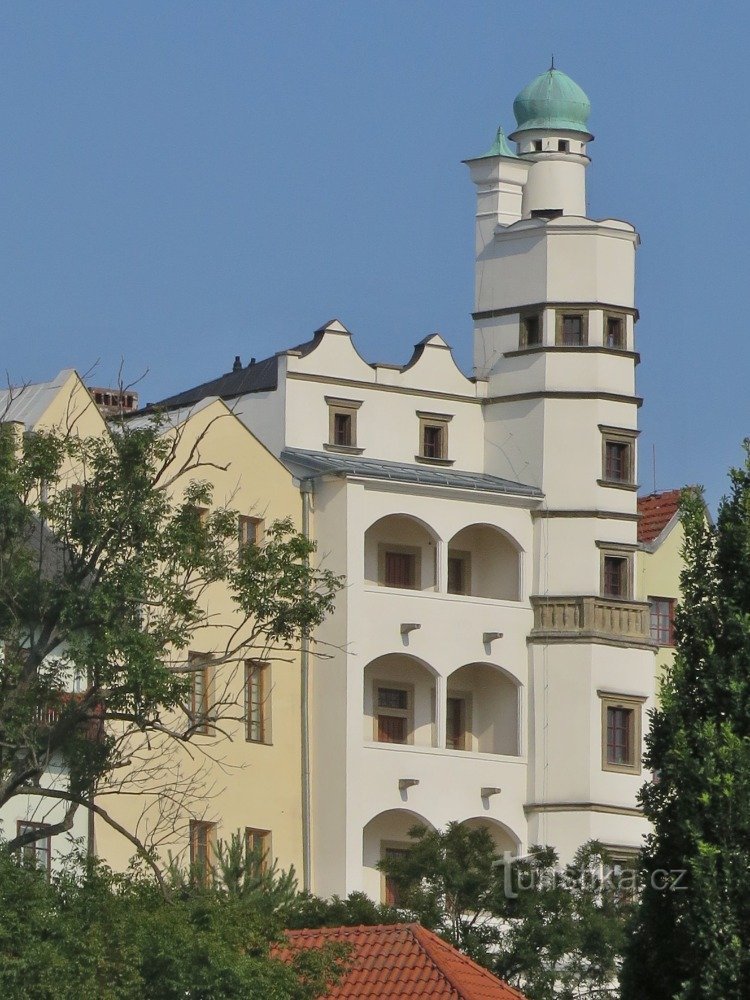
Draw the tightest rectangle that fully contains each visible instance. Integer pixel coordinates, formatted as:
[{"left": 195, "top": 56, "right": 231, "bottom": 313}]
[{"left": 468, "top": 69, "right": 655, "bottom": 859}]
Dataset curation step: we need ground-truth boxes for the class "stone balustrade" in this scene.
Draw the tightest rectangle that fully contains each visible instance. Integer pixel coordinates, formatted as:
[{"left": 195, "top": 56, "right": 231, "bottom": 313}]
[{"left": 529, "top": 595, "right": 655, "bottom": 648}]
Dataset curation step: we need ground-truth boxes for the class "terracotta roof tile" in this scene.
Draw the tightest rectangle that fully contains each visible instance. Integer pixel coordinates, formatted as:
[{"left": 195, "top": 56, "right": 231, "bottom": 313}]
[
  {"left": 637, "top": 489, "right": 682, "bottom": 544},
  {"left": 274, "top": 923, "right": 527, "bottom": 999}
]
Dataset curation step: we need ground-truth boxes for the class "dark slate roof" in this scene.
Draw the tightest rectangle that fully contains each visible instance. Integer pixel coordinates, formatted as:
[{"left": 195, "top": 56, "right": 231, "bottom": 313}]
[
  {"left": 149, "top": 354, "right": 279, "bottom": 411},
  {"left": 281, "top": 448, "right": 542, "bottom": 497}
]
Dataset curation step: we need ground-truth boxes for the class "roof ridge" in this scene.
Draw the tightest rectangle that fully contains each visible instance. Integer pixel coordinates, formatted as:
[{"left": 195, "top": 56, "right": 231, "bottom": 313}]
[{"left": 411, "top": 925, "right": 525, "bottom": 1000}]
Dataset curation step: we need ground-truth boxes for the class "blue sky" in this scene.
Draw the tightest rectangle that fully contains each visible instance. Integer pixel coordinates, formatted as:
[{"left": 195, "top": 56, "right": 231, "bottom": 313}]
[{"left": 1, "top": 2, "right": 747, "bottom": 508}]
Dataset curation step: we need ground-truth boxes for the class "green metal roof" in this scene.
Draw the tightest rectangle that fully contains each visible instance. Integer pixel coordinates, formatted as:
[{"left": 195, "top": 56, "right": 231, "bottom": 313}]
[
  {"left": 512, "top": 68, "right": 591, "bottom": 134},
  {"left": 477, "top": 126, "right": 517, "bottom": 159}
]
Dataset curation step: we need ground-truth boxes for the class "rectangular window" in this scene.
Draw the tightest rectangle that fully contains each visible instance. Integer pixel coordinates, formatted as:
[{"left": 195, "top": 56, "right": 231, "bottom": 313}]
[
  {"left": 558, "top": 139, "right": 569, "bottom": 152},
  {"left": 384, "top": 551, "right": 416, "bottom": 589},
  {"left": 189, "top": 653, "right": 213, "bottom": 736},
  {"left": 605, "top": 441, "right": 630, "bottom": 482},
  {"left": 603, "top": 556, "right": 629, "bottom": 598},
  {"left": 375, "top": 685, "right": 410, "bottom": 745},
  {"left": 382, "top": 845, "right": 410, "bottom": 906},
  {"left": 649, "top": 597, "right": 676, "bottom": 646},
  {"left": 600, "top": 692, "right": 644, "bottom": 774},
  {"left": 245, "top": 827, "right": 272, "bottom": 873},
  {"left": 16, "top": 821, "right": 51, "bottom": 878},
  {"left": 422, "top": 424, "right": 443, "bottom": 458},
  {"left": 605, "top": 314, "right": 625, "bottom": 349},
  {"left": 189, "top": 819, "right": 216, "bottom": 883},
  {"left": 447, "top": 553, "right": 470, "bottom": 595},
  {"left": 520, "top": 313, "right": 542, "bottom": 348},
  {"left": 555, "top": 310, "right": 588, "bottom": 347},
  {"left": 326, "top": 397, "right": 362, "bottom": 451},
  {"left": 562, "top": 314, "right": 583, "bottom": 345},
  {"left": 446, "top": 696, "right": 468, "bottom": 750},
  {"left": 333, "top": 412, "right": 352, "bottom": 447},
  {"left": 417, "top": 412, "right": 452, "bottom": 462},
  {"left": 238, "top": 515, "right": 263, "bottom": 548},
  {"left": 246, "top": 661, "right": 271, "bottom": 743},
  {"left": 533, "top": 139, "right": 543, "bottom": 152}
]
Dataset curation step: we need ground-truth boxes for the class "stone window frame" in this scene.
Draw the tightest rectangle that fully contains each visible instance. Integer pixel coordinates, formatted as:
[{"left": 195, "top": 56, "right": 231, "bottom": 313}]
[
  {"left": 189, "top": 651, "right": 215, "bottom": 737},
  {"left": 324, "top": 396, "right": 364, "bottom": 454},
  {"left": 245, "top": 826, "right": 272, "bottom": 874},
  {"left": 238, "top": 514, "right": 264, "bottom": 549},
  {"left": 598, "top": 425, "right": 639, "bottom": 490},
  {"left": 519, "top": 308, "right": 544, "bottom": 349},
  {"left": 555, "top": 308, "right": 589, "bottom": 347},
  {"left": 372, "top": 680, "right": 415, "bottom": 745},
  {"left": 604, "top": 311, "right": 628, "bottom": 350},
  {"left": 596, "top": 542, "right": 637, "bottom": 600},
  {"left": 245, "top": 659, "right": 272, "bottom": 745},
  {"left": 416, "top": 411, "right": 454, "bottom": 465},
  {"left": 598, "top": 690, "right": 646, "bottom": 775}
]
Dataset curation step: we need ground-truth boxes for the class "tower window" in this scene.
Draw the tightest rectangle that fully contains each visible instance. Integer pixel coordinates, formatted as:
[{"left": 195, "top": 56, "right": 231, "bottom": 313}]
[
  {"left": 520, "top": 313, "right": 542, "bottom": 347},
  {"left": 599, "top": 692, "right": 645, "bottom": 774},
  {"left": 599, "top": 425, "right": 638, "bottom": 488},
  {"left": 605, "top": 314, "right": 626, "bottom": 349},
  {"left": 556, "top": 311, "right": 588, "bottom": 346},
  {"left": 558, "top": 139, "right": 569, "bottom": 152},
  {"left": 533, "top": 139, "right": 543, "bottom": 151},
  {"left": 601, "top": 554, "right": 632, "bottom": 599}
]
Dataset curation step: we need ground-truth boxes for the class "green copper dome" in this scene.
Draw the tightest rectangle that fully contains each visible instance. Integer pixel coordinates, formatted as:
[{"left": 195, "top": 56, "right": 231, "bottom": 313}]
[{"left": 511, "top": 68, "right": 591, "bottom": 134}]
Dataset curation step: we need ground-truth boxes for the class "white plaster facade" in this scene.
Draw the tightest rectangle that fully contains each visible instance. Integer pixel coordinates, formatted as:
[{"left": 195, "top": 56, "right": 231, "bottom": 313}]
[{"left": 154, "top": 69, "right": 657, "bottom": 898}]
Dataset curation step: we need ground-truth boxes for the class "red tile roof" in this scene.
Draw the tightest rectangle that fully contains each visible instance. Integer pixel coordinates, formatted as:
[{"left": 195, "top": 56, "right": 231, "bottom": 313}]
[
  {"left": 275, "top": 923, "right": 527, "bottom": 1000},
  {"left": 637, "top": 489, "right": 682, "bottom": 544}
]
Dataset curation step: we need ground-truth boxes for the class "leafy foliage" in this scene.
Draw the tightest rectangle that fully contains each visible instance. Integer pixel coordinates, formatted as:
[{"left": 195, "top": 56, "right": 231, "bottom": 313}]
[
  {"left": 0, "top": 416, "right": 341, "bottom": 858},
  {"left": 622, "top": 462, "right": 750, "bottom": 999},
  {"left": 0, "top": 835, "right": 347, "bottom": 1000}
]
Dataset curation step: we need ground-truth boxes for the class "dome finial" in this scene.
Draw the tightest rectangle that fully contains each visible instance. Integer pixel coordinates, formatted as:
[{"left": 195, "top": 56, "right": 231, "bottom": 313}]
[{"left": 550, "top": 54, "right": 555, "bottom": 71}]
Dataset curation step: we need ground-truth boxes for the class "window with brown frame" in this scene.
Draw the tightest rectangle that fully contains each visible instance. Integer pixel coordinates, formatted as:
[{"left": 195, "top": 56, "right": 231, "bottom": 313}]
[
  {"left": 446, "top": 696, "right": 469, "bottom": 751},
  {"left": 605, "top": 313, "right": 626, "bottom": 349},
  {"left": 649, "top": 597, "right": 676, "bottom": 646},
  {"left": 375, "top": 685, "right": 411, "bottom": 744},
  {"left": 382, "top": 844, "right": 410, "bottom": 906},
  {"left": 245, "top": 660, "right": 271, "bottom": 743},
  {"left": 326, "top": 397, "right": 362, "bottom": 451},
  {"left": 189, "top": 819, "right": 216, "bottom": 883},
  {"left": 599, "top": 691, "right": 644, "bottom": 774},
  {"left": 16, "top": 821, "right": 52, "bottom": 879},
  {"left": 555, "top": 310, "right": 588, "bottom": 346},
  {"left": 603, "top": 555, "right": 629, "bottom": 598},
  {"left": 520, "top": 313, "right": 542, "bottom": 348},
  {"left": 417, "top": 412, "right": 452, "bottom": 462},
  {"left": 245, "top": 826, "right": 272, "bottom": 873},
  {"left": 238, "top": 515, "right": 263, "bottom": 548},
  {"left": 189, "top": 652, "right": 213, "bottom": 736},
  {"left": 599, "top": 426, "right": 637, "bottom": 488},
  {"left": 384, "top": 550, "right": 417, "bottom": 589}
]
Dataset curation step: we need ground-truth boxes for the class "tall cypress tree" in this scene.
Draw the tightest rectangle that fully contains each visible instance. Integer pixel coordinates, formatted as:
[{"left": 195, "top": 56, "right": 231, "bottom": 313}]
[{"left": 622, "top": 454, "right": 750, "bottom": 999}]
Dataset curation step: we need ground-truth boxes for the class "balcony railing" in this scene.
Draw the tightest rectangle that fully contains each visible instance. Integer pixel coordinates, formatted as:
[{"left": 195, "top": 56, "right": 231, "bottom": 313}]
[{"left": 530, "top": 595, "right": 655, "bottom": 648}]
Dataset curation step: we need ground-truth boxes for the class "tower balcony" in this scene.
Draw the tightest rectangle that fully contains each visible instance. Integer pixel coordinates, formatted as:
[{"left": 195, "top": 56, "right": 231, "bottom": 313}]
[{"left": 529, "top": 595, "right": 655, "bottom": 649}]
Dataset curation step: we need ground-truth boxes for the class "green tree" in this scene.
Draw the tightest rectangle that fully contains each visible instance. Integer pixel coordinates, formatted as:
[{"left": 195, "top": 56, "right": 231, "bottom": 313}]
[
  {"left": 376, "top": 823, "right": 630, "bottom": 999},
  {"left": 622, "top": 467, "right": 750, "bottom": 999},
  {"left": 0, "top": 836, "right": 347, "bottom": 1000},
  {"left": 0, "top": 415, "right": 341, "bottom": 871}
]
